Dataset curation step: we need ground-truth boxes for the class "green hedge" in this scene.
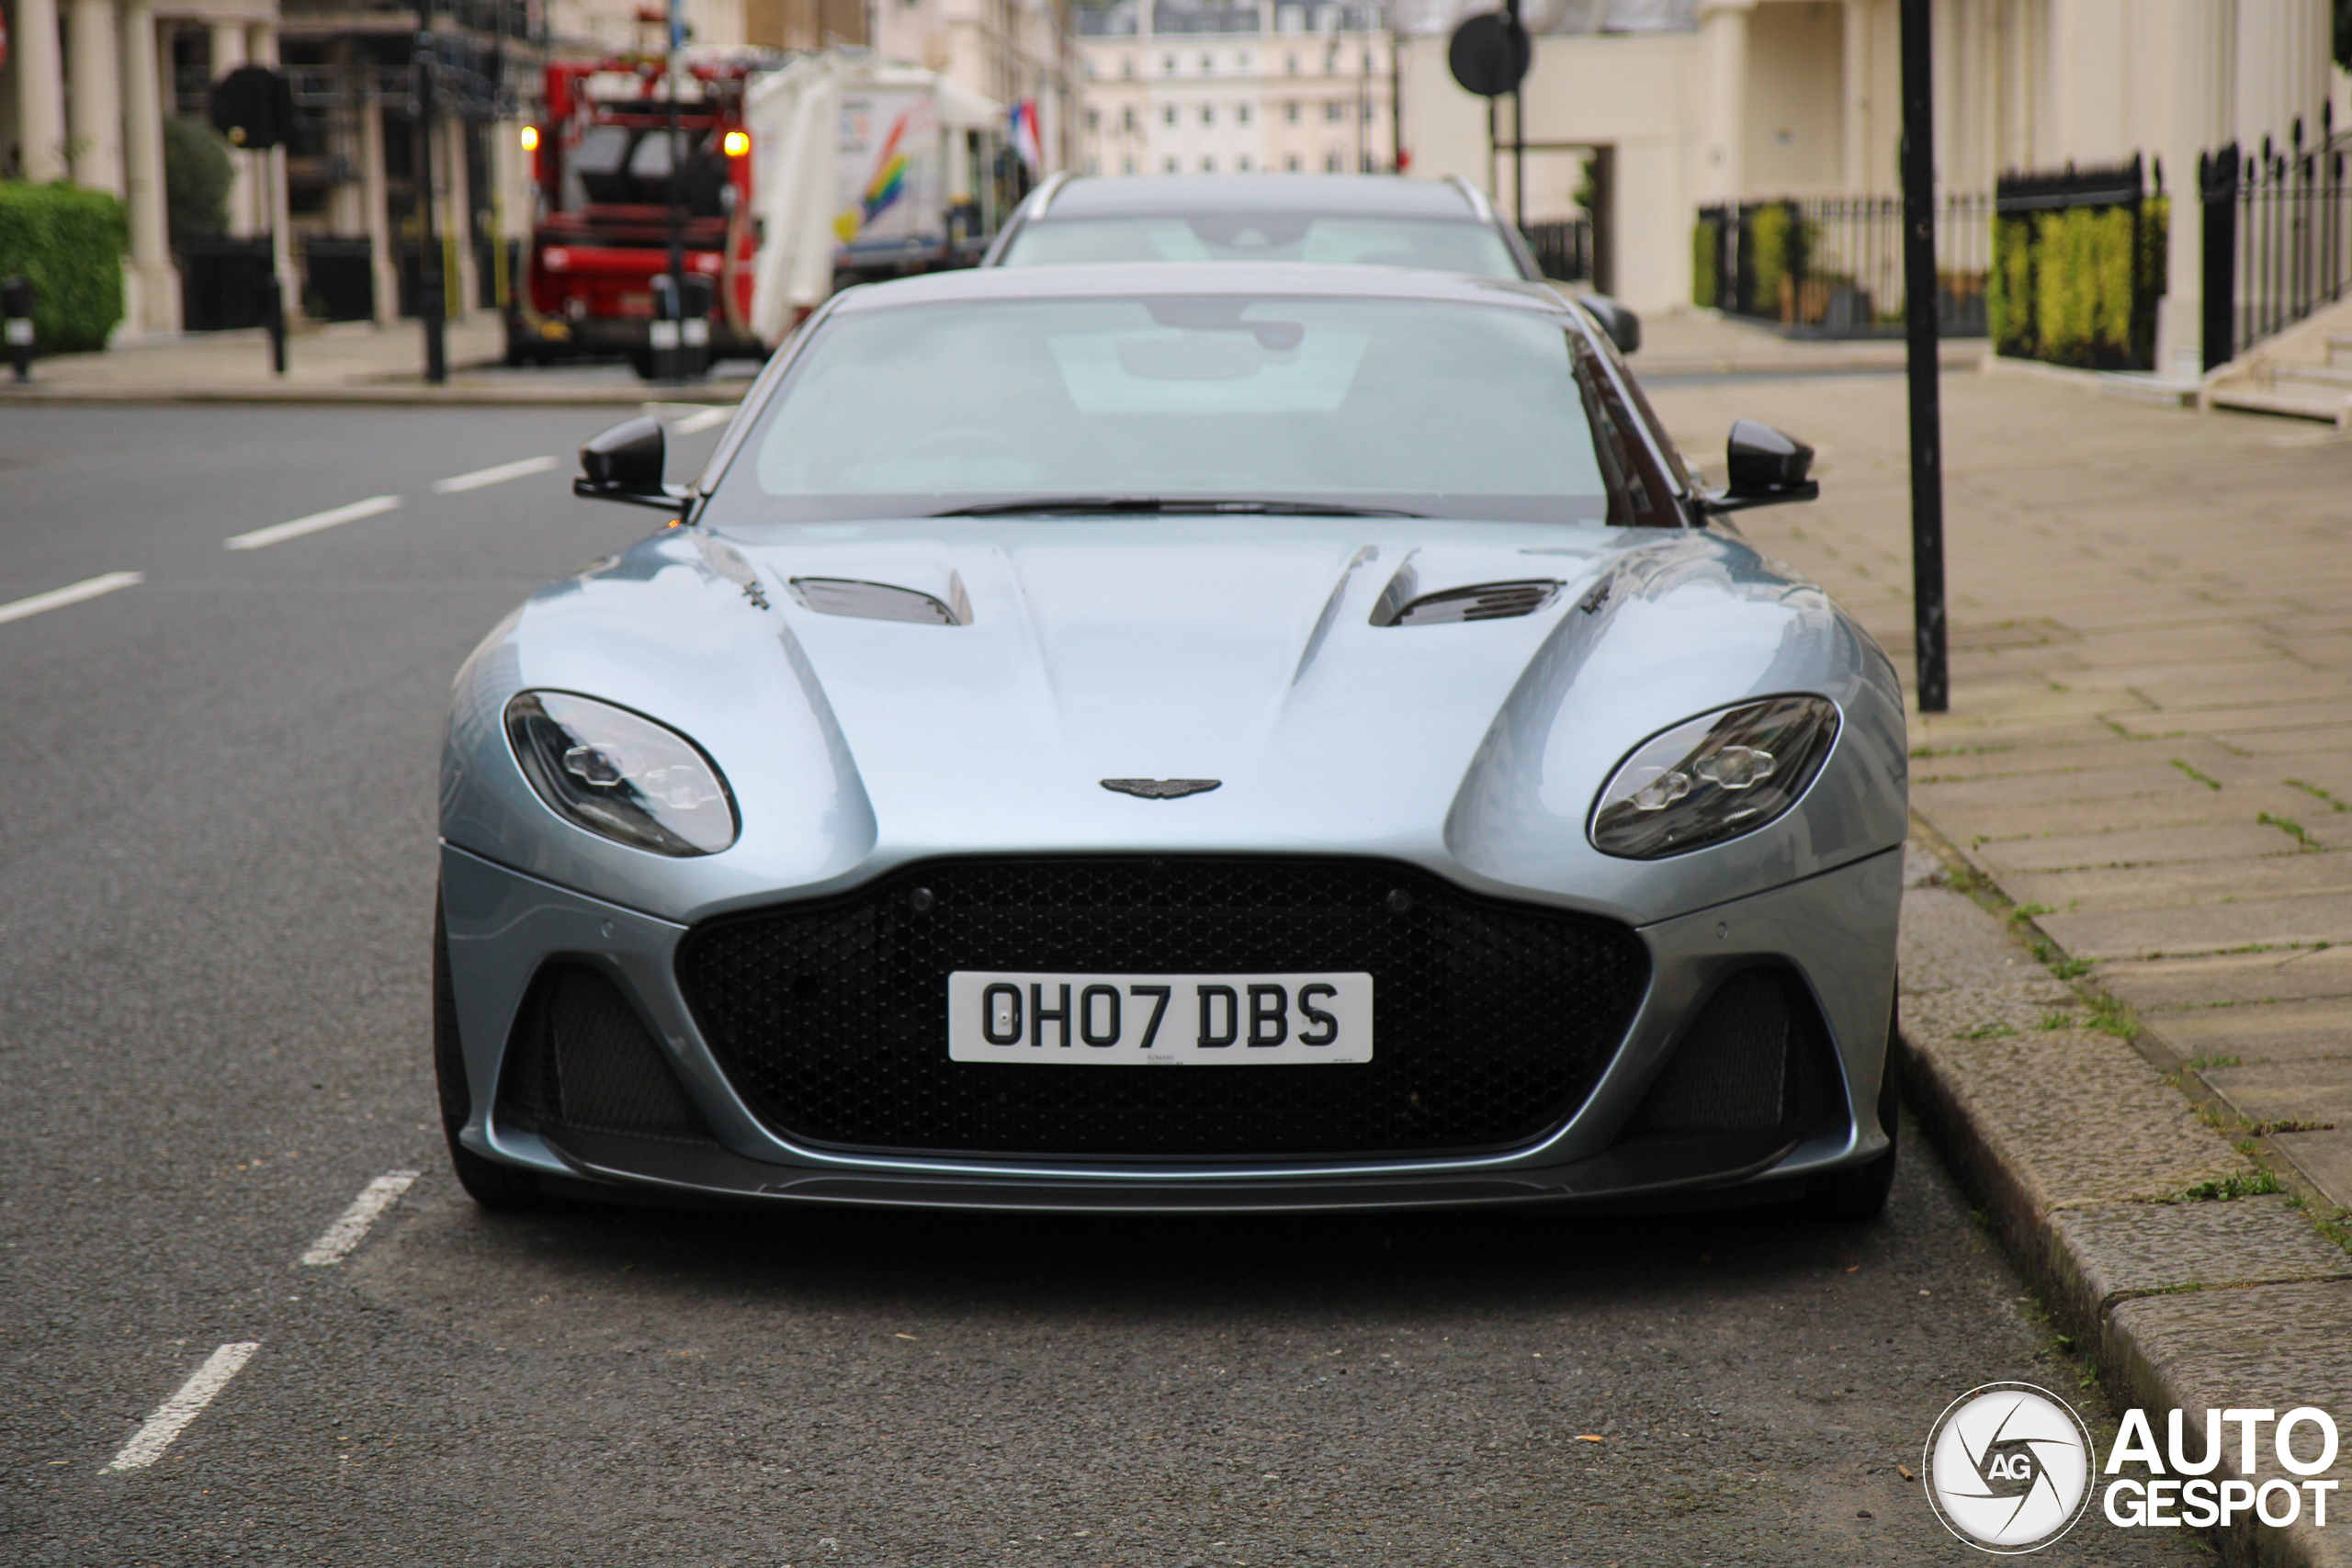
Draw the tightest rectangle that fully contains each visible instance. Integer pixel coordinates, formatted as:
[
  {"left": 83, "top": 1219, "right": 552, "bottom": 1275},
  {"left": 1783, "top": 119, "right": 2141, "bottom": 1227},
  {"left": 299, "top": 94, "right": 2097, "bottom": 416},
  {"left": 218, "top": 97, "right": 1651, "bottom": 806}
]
[
  {"left": 0, "top": 182, "right": 128, "bottom": 353},
  {"left": 1691, "top": 219, "right": 1719, "bottom": 308},
  {"left": 1988, "top": 197, "right": 2165, "bottom": 370}
]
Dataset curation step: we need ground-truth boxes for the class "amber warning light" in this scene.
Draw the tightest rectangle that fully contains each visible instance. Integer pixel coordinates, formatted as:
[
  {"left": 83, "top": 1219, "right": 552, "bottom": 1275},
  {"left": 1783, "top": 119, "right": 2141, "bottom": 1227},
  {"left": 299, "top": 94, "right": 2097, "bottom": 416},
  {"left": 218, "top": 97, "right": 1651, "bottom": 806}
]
[
  {"left": 723, "top": 130, "right": 751, "bottom": 157},
  {"left": 519, "top": 125, "right": 540, "bottom": 152}
]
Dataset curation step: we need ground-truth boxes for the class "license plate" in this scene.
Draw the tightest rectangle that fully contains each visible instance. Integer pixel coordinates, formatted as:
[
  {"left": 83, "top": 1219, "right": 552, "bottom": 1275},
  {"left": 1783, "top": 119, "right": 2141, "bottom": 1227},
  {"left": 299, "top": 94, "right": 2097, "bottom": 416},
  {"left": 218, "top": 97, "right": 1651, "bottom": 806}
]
[{"left": 947, "top": 972, "right": 1373, "bottom": 1065}]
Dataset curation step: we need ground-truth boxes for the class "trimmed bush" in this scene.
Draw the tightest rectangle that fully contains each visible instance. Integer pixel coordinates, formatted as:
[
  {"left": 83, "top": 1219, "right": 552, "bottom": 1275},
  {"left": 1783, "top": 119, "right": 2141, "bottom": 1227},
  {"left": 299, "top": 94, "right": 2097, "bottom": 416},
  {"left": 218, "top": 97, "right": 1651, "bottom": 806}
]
[
  {"left": 164, "top": 116, "right": 234, "bottom": 248},
  {"left": 1691, "top": 218, "right": 1718, "bottom": 308},
  {"left": 1986, "top": 197, "right": 2166, "bottom": 370},
  {"left": 0, "top": 182, "right": 128, "bottom": 352}
]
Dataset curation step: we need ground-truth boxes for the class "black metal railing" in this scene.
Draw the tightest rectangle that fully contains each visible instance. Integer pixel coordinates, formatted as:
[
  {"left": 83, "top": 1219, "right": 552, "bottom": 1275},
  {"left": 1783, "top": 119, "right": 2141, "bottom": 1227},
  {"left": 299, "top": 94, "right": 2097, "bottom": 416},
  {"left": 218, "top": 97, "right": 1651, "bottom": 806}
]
[
  {"left": 1522, "top": 218, "right": 1593, "bottom": 283},
  {"left": 1990, "top": 157, "right": 2165, "bottom": 372},
  {"left": 1693, "top": 193, "right": 1991, "bottom": 338},
  {"left": 2200, "top": 117, "right": 2352, "bottom": 370}
]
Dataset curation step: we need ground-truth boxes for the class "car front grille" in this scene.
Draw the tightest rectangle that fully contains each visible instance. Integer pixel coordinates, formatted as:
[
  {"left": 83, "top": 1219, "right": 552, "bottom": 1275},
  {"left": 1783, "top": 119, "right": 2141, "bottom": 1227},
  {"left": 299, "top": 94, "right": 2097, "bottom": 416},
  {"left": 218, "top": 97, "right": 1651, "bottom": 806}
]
[{"left": 674, "top": 856, "right": 1649, "bottom": 1160}]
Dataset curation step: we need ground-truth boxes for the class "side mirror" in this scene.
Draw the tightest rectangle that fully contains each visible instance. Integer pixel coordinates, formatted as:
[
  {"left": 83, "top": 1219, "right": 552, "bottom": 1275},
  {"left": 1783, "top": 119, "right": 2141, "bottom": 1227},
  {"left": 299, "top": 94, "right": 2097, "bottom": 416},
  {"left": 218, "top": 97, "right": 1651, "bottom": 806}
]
[
  {"left": 1577, "top": 293, "right": 1641, "bottom": 355},
  {"left": 574, "top": 416, "right": 690, "bottom": 510},
  {"left": 1704, "top": 418, "right": 1819, "bottom": 513}
]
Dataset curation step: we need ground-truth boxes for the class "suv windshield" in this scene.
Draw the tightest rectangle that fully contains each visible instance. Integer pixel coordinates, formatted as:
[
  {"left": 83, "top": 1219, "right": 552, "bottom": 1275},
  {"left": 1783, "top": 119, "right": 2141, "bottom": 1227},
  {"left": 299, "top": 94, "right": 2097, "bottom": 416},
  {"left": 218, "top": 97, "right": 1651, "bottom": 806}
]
[
  {"left": 997, "top": 214, "right": 1523, "bottom": 277},
  {"left": 707, "top": 294, "right": 1680, "bottom": 526}
]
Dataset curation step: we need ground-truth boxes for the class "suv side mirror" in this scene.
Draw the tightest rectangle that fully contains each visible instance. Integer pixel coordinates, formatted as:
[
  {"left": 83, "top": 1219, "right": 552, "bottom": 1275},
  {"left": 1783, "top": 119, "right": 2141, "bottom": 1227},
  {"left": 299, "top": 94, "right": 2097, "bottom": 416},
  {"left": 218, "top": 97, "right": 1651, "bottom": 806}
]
[
  {"left": 1704, "top": 419, "right": 1820, "bottom": 513},
  {"left": 1577, "top": 294, "right": 1641, "bottom": 355},
  {"left": 574, "top": 416, "right": 689, "bottom": 510}
]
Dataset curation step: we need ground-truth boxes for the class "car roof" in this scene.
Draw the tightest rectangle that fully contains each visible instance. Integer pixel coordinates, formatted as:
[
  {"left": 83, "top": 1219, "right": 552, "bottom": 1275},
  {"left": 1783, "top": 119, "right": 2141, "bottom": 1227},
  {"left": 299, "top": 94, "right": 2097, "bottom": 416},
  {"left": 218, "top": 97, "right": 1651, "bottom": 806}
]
[
  {"left": 1036, "top": 174, "right": 1487, "bottom": 222},
  {"left": 826, "top": 261, "right": 1572, "bottom": 315}
]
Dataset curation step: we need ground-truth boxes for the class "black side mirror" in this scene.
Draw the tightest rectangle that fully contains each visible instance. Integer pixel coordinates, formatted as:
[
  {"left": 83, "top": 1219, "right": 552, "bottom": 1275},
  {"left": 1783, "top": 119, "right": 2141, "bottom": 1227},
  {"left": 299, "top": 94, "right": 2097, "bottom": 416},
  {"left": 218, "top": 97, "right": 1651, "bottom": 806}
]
[
  {"left": 1577, "top": 293, "right": 1641, "bottom": 355},
  {"left": 1704, "top": 419, "right": 1819, "bottom": 513},
  {"left": 574, "top": 416, "right": 689, "bottom": 510}
]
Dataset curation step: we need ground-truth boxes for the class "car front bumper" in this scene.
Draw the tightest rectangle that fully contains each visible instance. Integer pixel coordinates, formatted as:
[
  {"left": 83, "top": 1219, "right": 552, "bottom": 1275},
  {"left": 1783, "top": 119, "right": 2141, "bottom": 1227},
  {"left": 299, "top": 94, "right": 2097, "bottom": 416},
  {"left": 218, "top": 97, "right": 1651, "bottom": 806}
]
[{"left": 440, "top": 841, "right": 1902, "bottom": 1213}]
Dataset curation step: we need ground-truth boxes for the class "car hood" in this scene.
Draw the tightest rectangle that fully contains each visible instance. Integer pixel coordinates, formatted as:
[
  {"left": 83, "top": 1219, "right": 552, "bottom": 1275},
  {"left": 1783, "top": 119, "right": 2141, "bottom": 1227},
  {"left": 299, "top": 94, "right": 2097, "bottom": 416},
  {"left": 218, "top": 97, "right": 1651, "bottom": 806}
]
[{"left": 442, "top": 517, "right": 1908, "bottom": 928}]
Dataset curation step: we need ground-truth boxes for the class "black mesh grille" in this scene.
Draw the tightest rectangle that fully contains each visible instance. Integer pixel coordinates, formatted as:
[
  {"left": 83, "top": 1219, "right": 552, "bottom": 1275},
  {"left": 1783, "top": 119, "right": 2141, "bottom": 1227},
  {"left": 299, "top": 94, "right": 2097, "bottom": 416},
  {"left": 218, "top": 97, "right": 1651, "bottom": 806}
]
[
  {"left": 674, "top": 856, "right": 1650, "bottom": 1159},
  {"left": 497, "top": 963, "right": 714, "bottom": 1144},
  {"left": 1623, "top": 965, "right": 1846, "bottom": 1141}
]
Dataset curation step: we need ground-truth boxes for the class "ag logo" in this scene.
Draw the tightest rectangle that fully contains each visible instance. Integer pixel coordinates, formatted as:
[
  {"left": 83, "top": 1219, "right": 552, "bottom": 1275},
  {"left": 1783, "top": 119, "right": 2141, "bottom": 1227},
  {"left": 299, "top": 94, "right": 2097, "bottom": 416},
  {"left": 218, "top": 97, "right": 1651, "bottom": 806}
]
[{"left": 1924, "top": 1382, "right": 2095, "bottom": 1553}]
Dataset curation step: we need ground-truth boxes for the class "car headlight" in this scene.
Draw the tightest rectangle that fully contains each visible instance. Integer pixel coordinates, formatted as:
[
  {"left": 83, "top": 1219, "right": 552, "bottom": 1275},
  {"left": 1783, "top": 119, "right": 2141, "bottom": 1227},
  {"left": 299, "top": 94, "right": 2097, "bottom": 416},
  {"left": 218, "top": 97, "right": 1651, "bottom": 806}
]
[
  {"left": 1589, "top": 695, "right": 1839, "bottom": 859},
  {"left": 504, "top": 692, "right": 739, "bottom": 856}
]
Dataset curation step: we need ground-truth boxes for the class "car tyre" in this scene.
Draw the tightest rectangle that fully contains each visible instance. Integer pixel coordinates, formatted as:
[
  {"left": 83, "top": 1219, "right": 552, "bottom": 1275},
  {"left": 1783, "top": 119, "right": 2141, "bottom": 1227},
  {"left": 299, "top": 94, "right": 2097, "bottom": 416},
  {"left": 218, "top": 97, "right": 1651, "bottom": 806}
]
[
  {"left": 1800, "top": 989, "right": 1901, "bottom": 1224},
  {"left": 434, "top": 894, "right": 545, "bottom": 1210}
]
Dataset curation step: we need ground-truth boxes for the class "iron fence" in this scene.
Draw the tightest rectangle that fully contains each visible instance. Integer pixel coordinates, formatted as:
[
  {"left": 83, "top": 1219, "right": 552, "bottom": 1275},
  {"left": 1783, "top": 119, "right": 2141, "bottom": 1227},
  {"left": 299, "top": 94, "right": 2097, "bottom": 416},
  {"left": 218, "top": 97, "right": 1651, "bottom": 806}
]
[
  {"left": 2200, "top": 118, "right": 2352, "bottom": 369},
  {"left": 1692, "top": 193, "right": 1991, "bottom": 338},
  {"left": 1521, "top": 218, "right": 1593, "bottom": 283}
]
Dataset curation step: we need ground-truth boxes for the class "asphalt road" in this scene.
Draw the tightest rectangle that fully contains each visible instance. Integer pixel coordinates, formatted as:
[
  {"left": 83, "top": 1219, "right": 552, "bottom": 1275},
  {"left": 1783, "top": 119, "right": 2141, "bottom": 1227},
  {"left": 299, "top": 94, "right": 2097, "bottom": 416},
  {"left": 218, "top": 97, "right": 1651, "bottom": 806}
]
[{"left": 0, "top": 404, "right": 2214, "bottom": 1568}]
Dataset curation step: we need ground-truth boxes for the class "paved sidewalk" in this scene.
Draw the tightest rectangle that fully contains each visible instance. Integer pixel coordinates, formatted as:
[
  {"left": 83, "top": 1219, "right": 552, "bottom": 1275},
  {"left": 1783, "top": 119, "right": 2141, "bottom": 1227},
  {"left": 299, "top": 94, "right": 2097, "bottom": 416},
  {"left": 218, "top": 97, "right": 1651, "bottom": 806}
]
[
  {"left": 1646, "top": 361, "right": 2352, "bottom": 1563},
  {"left": 0, "top": 316, "right": 752, "bottom": 404}
]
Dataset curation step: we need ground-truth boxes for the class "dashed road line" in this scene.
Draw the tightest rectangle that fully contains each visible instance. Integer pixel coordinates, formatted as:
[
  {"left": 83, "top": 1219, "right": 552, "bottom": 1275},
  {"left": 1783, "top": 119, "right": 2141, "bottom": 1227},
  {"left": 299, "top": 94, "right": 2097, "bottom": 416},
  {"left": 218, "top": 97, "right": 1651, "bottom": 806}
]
[
  {"left": 673, "top": 406, "right": 732, "bottom": 434},
  {"left": 0, "top": 570, "right": 144, "bottom": 626},
  {"left": 300, "top": 1169, "right": 420, "bottom": 1266},
  {"left": 434, "top": 455, "right": 558, "bottom": 493},
  {"left": 224, "top": 495, "right": 401, "bottom": 551},
  {"left": 105, "top": 1342, "right": 260, "bottom": 1472}
]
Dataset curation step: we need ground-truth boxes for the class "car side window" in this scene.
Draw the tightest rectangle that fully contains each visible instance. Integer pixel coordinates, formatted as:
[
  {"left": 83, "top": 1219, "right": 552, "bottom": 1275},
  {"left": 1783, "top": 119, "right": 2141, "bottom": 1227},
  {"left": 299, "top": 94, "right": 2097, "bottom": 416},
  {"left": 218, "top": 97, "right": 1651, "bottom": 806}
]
[
  {"left": 1584, "top": 323, "right": 1694, "bottom": 494},
  {"left": 1566, "top": 333, "right": 1680, "bottom": 527}
]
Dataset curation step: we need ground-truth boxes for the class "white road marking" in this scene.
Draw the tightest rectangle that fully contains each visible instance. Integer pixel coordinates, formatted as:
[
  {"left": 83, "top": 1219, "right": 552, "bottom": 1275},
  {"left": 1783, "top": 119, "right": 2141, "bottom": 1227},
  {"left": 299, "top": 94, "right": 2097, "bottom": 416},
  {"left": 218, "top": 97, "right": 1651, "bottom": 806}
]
[
  {"left": 105, "top": 1342, "right": 260, "bottom": 1472},
  {"left": 433, "top": 455, "right": 558, "bottom": 493},
  {"left": 300, "top": 1169, "right": 420, "bottom": 1266},
  {"left": 223, "top": 495, "right": 401, "bottom": 551},
  {"left": 0, "top": 570, "right": 143, "bottom": 626},
  {"left": 673, "top": 406, "right": 732, "bottom": 434}
]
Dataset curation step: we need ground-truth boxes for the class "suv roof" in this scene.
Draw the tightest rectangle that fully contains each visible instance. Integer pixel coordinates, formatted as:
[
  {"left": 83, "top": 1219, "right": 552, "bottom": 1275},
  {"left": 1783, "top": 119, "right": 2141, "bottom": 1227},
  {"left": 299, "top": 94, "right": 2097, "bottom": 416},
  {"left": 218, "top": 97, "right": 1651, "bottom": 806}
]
[{"left": 1037, "top": 174, "right": 1487, "bottom": 221}]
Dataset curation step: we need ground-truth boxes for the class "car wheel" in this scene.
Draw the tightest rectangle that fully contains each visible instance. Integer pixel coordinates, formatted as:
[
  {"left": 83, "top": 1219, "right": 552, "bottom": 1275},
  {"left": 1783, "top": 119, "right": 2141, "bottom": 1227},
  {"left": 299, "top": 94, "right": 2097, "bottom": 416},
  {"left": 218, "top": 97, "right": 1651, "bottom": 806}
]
[
  {"left": 434, "top": 894, "right": 545, "bottom": 1209},
  {"left": 628, "top": 347, "right": 659, "bottom": 380},
  {"left": 1800, "top": 987, "right": 1901, "bottom": 1224}
]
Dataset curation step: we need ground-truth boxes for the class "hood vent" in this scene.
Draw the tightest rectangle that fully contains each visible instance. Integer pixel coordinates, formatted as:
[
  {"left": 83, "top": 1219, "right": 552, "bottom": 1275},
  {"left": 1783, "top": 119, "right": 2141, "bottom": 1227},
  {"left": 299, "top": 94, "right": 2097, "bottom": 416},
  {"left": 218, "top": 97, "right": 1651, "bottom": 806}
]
[
  {"left": 788, "top": 573, "right": 971, "bottom": 626},
  {"left": 1371, "top": 578, "right": 1563, "bottom": 628}
]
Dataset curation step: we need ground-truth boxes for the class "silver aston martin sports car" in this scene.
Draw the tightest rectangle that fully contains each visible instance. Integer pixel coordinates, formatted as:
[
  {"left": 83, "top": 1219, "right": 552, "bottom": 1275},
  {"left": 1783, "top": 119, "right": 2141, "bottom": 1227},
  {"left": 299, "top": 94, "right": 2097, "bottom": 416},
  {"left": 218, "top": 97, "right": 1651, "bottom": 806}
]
[{"left": 435, "top": 261, "right": 1909, "bottom": 1219}]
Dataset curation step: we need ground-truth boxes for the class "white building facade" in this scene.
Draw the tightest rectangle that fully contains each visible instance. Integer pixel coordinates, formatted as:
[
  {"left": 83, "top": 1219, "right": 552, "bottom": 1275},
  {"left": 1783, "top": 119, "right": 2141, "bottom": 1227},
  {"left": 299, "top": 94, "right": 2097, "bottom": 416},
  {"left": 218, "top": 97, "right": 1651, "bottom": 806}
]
[
  {"left": 1399, "top": 0, "right": 2343, "bottom": 371},
  {"left": 1074, "top": 0, "right": 1396, "bottom": 178}
]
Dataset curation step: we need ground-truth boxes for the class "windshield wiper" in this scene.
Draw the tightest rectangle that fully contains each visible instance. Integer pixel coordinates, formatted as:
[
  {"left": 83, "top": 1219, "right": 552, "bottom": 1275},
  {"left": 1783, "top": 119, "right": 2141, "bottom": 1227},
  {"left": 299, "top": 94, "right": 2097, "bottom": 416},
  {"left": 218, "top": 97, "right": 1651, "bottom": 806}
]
[{"left": 933, "top": 496, "right": 1422, "bottom": 519}]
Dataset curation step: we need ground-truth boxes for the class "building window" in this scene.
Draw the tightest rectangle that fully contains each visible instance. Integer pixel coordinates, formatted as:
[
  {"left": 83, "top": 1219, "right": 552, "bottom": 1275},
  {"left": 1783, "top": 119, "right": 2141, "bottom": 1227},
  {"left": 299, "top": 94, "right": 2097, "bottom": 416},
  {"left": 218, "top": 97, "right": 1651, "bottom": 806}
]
[
  {"left": 1122, "top": 56, "right": 1136, "bottom": 77},
  {"left": 1122, "top": 106, "right": 1137, "bottom": 131},
  {"left": 1285, "top": 101, "right": 1299, "bottom": 123},
  {"left": 1285, "top": 152, "right": 1301, "bottom": 171},
  {"left": 1202, "top": 155, "right": 1216, "bottom": 171},
  {"left": 1163, "top": 54, "right": 1176, "bottom": 73},
  {"left": 1124, "top": 155, "right": 1136, "bottom": 174},
  {"left": 1236, "top": 102, "right": 1250, "bottom": 125},
  {"left": 1286, "top": 52, "right": 1298, "bottom": 74},
  {"left": 1363, "top": 100, "right": 1375, "bottom": 122},
  {"left": 1201, "top": 52, "right": 1214, "bottom": 72},
  {"left": 1163, "top": 105, "right": 1178, "bottom": 126},
  {"left": 1237, "top": 51, "right": 1250, "bottom": 69},
  {"left": 1201, "top": 104, "right": 1215, "bottom": 125},
  {"left": 1325, "top": 100, "right": 1342, "bottom": 122},
  {"left": 1086, "top": 107, "right": 1101, "bottom": 130},
  {"left": 1236, "top": 153, "right": 1251, "bottom": 171},
  {"left": 1165, "top": 155, "right": 1180, "bottom": 172},
  {"left": 1085, "top": 155, "right": 1101, "bottom": 174},
  {"left": 1082, "top": 57, "right": 1097, "bottom": 77},
  {"left": 1325, "top": 150, "right": 1341, "bottom": 171}
]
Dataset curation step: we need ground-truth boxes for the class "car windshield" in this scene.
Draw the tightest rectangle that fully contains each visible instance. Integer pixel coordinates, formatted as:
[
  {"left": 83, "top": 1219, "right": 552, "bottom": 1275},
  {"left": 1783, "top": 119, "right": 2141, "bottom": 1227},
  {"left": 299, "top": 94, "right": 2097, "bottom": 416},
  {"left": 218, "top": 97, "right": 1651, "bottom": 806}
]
[
  {"left": 707, "top": 294, "right": 1679, "bottom": 525},
  {"left": 997, "top": 214, "right": 1523, "bottom": 277}
]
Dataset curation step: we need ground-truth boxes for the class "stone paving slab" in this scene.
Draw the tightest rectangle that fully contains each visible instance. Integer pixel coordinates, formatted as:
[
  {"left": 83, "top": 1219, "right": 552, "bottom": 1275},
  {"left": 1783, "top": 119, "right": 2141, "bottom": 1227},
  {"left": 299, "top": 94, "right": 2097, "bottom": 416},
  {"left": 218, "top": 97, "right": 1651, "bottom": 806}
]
[
  {"left": 2273, "top": 1133, "right": 2352, "bottom": 1211},
  {"left": 2040, "top": 893, "right": 2352, "bottom": 963},
  {"left": 2156, "top": 999, "right": 2352, "bottom": 1065},
  {"left": 2099, "top": 946, "right": 2352, "bottom": 1011},
  {"left": 2203, "top": 1063, "right": 2352, "bottom": 1128},
  {"left": 2004, "top": 855, "right": 2352, "bottom": 913},
  {"left": 1981, "top": 825, "right": 2310, "bottom": 877}
]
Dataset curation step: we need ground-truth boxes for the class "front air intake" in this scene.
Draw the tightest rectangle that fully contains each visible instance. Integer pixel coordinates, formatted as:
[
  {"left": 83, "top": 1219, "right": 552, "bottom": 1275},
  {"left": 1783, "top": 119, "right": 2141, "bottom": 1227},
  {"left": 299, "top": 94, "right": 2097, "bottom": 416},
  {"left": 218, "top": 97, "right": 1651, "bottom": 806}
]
[
  {"left": 496, "top": 963, "right": 715, "bottom": 1145},
  {"left": 1621, "top": 966, "right": 1847, "bottom": 1141}
]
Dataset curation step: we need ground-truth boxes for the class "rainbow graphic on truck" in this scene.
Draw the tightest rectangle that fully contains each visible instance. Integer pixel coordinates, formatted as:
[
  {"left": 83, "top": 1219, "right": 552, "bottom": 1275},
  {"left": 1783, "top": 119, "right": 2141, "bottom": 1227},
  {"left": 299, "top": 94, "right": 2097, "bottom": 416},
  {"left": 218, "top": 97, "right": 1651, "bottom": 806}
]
[{"left": 835, "top": 108, "right": 916, "bottom": 241}]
